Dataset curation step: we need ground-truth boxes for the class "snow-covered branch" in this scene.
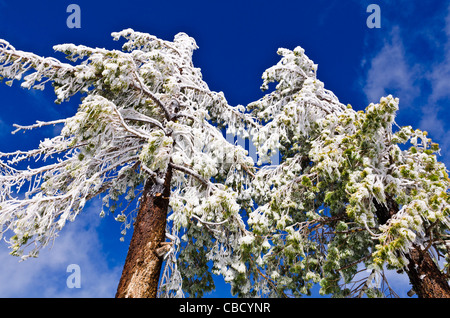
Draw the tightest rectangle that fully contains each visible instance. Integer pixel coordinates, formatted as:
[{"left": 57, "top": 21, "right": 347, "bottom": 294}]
[{"left": 11, "top": 119, "right": 67, "bottom": 135}]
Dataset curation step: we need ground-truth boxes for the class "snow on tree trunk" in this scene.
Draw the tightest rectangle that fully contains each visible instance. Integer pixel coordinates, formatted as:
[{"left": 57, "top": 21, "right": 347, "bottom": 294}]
[{"left": 116, "top": 167, "right": 172, "bottom": 298}]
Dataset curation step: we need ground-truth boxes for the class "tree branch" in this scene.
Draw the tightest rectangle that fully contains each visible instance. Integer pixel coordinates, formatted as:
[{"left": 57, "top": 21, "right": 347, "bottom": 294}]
[
  {"left": 11, "top": 119, "right": 67, "bottom": 135},
  {"left": 168, "top": 162, "right": 212, "bottom": 188}
]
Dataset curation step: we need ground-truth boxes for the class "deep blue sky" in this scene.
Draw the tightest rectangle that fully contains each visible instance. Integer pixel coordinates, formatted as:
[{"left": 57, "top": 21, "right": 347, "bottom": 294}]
[{"left": 0, "top": 0, "right": 449, "bottom": 298}]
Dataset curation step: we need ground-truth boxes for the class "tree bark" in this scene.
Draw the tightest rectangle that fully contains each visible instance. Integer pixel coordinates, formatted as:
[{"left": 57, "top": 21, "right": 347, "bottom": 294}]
[
  {"left": 115, "top": 167, "right": 172, "bottom": 298},
  {"left": 373, "top": 197, "right": 450, "bottom": 298},
  {"left": 404, "top": 243, "right": 450, "bottom": 298}
]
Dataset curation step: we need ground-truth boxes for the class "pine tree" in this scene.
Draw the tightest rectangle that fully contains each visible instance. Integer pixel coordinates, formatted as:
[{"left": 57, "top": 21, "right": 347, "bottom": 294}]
[
  {"left": 0, "top": 30, "right": 254, "bottom": 298},
  {"left": 245, "top": 47, "right": 450, "bottom": 298},
  {"left": 1, "top": 30, "right": 450, "bottom": 298}
]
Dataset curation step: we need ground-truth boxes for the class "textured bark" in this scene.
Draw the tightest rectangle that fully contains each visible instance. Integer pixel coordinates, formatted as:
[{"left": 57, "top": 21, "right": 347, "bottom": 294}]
[
  {"left": 405, "top": 244, "right": 450, "bottom": 298},
  {"left": 115, "top": 167, "right": 172, "bottom": 298},
  {"left": 373, "top": 196, "right": 450, "bottom": 298}
]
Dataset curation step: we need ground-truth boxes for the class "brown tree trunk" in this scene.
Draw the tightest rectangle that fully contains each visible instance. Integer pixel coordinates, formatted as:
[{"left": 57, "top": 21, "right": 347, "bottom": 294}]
[
  {"left": 405, "top": 244, "right": 450, "bottom": 298},
  {"left": 374, "top": 197, "right": 450, "bottom": 298},
  {"left": 115, "top": 167, "right": 172, "bottom": 298}
]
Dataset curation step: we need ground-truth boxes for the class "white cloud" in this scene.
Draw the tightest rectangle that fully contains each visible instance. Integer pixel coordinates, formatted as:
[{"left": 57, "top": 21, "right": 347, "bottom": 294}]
[
  {"left": 362, "top": 27, "right": 419, "bottom": 105},
  {"left": 426, "top": 4, "right": 450, "bottom": 104},
  {"left": 419, "top": 108, "right": 446, "bottom": 138},
  {"left": 0, "top": 198, "right": 123, "bottom": 297},
  {"left": 361, "top": 4, "right": 450, "bottom": 166},
  {"left": 418, "top": 105, "right": 450, "bottom": 165},
  {"left": 427, "top": 56, "right": 450, "bottom": 105},
  {"left": 417, "top": 4, "right": 450, "bottom": 164}
]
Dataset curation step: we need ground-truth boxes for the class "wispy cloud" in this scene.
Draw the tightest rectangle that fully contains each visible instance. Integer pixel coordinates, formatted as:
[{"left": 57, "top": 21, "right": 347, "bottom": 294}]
[
  {"left": 426, "top": 5, "right": 450, "bottom": 104},
  {"left": 0, "top": 199, "right": 122, "bottom": 297},
  {"left": 362, "top": 26, "right": 419, "bottom": 105},
  {"left": 361, "top": 3, "right": 450, "bottom": 165},
  {"left": 418, "top": 4, "right": 450, "bottom": 163}
]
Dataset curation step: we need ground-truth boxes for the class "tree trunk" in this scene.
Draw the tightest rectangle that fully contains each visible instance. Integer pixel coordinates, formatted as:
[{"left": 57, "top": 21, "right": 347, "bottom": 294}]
[
  {"left": 374, "top": 197, "right": 450, "bottom": 298},
  {"left": 405, "top": 244, "right": 450, "bottom": 298},
  {"left": 115, "top": 167, "right": 172, "bottom": 298}
]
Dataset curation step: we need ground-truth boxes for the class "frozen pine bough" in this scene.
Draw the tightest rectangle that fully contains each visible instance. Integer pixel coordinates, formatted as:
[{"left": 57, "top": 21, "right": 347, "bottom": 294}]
[{"left": 1, "top": 29, "right": 450, "bottom": 298}]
